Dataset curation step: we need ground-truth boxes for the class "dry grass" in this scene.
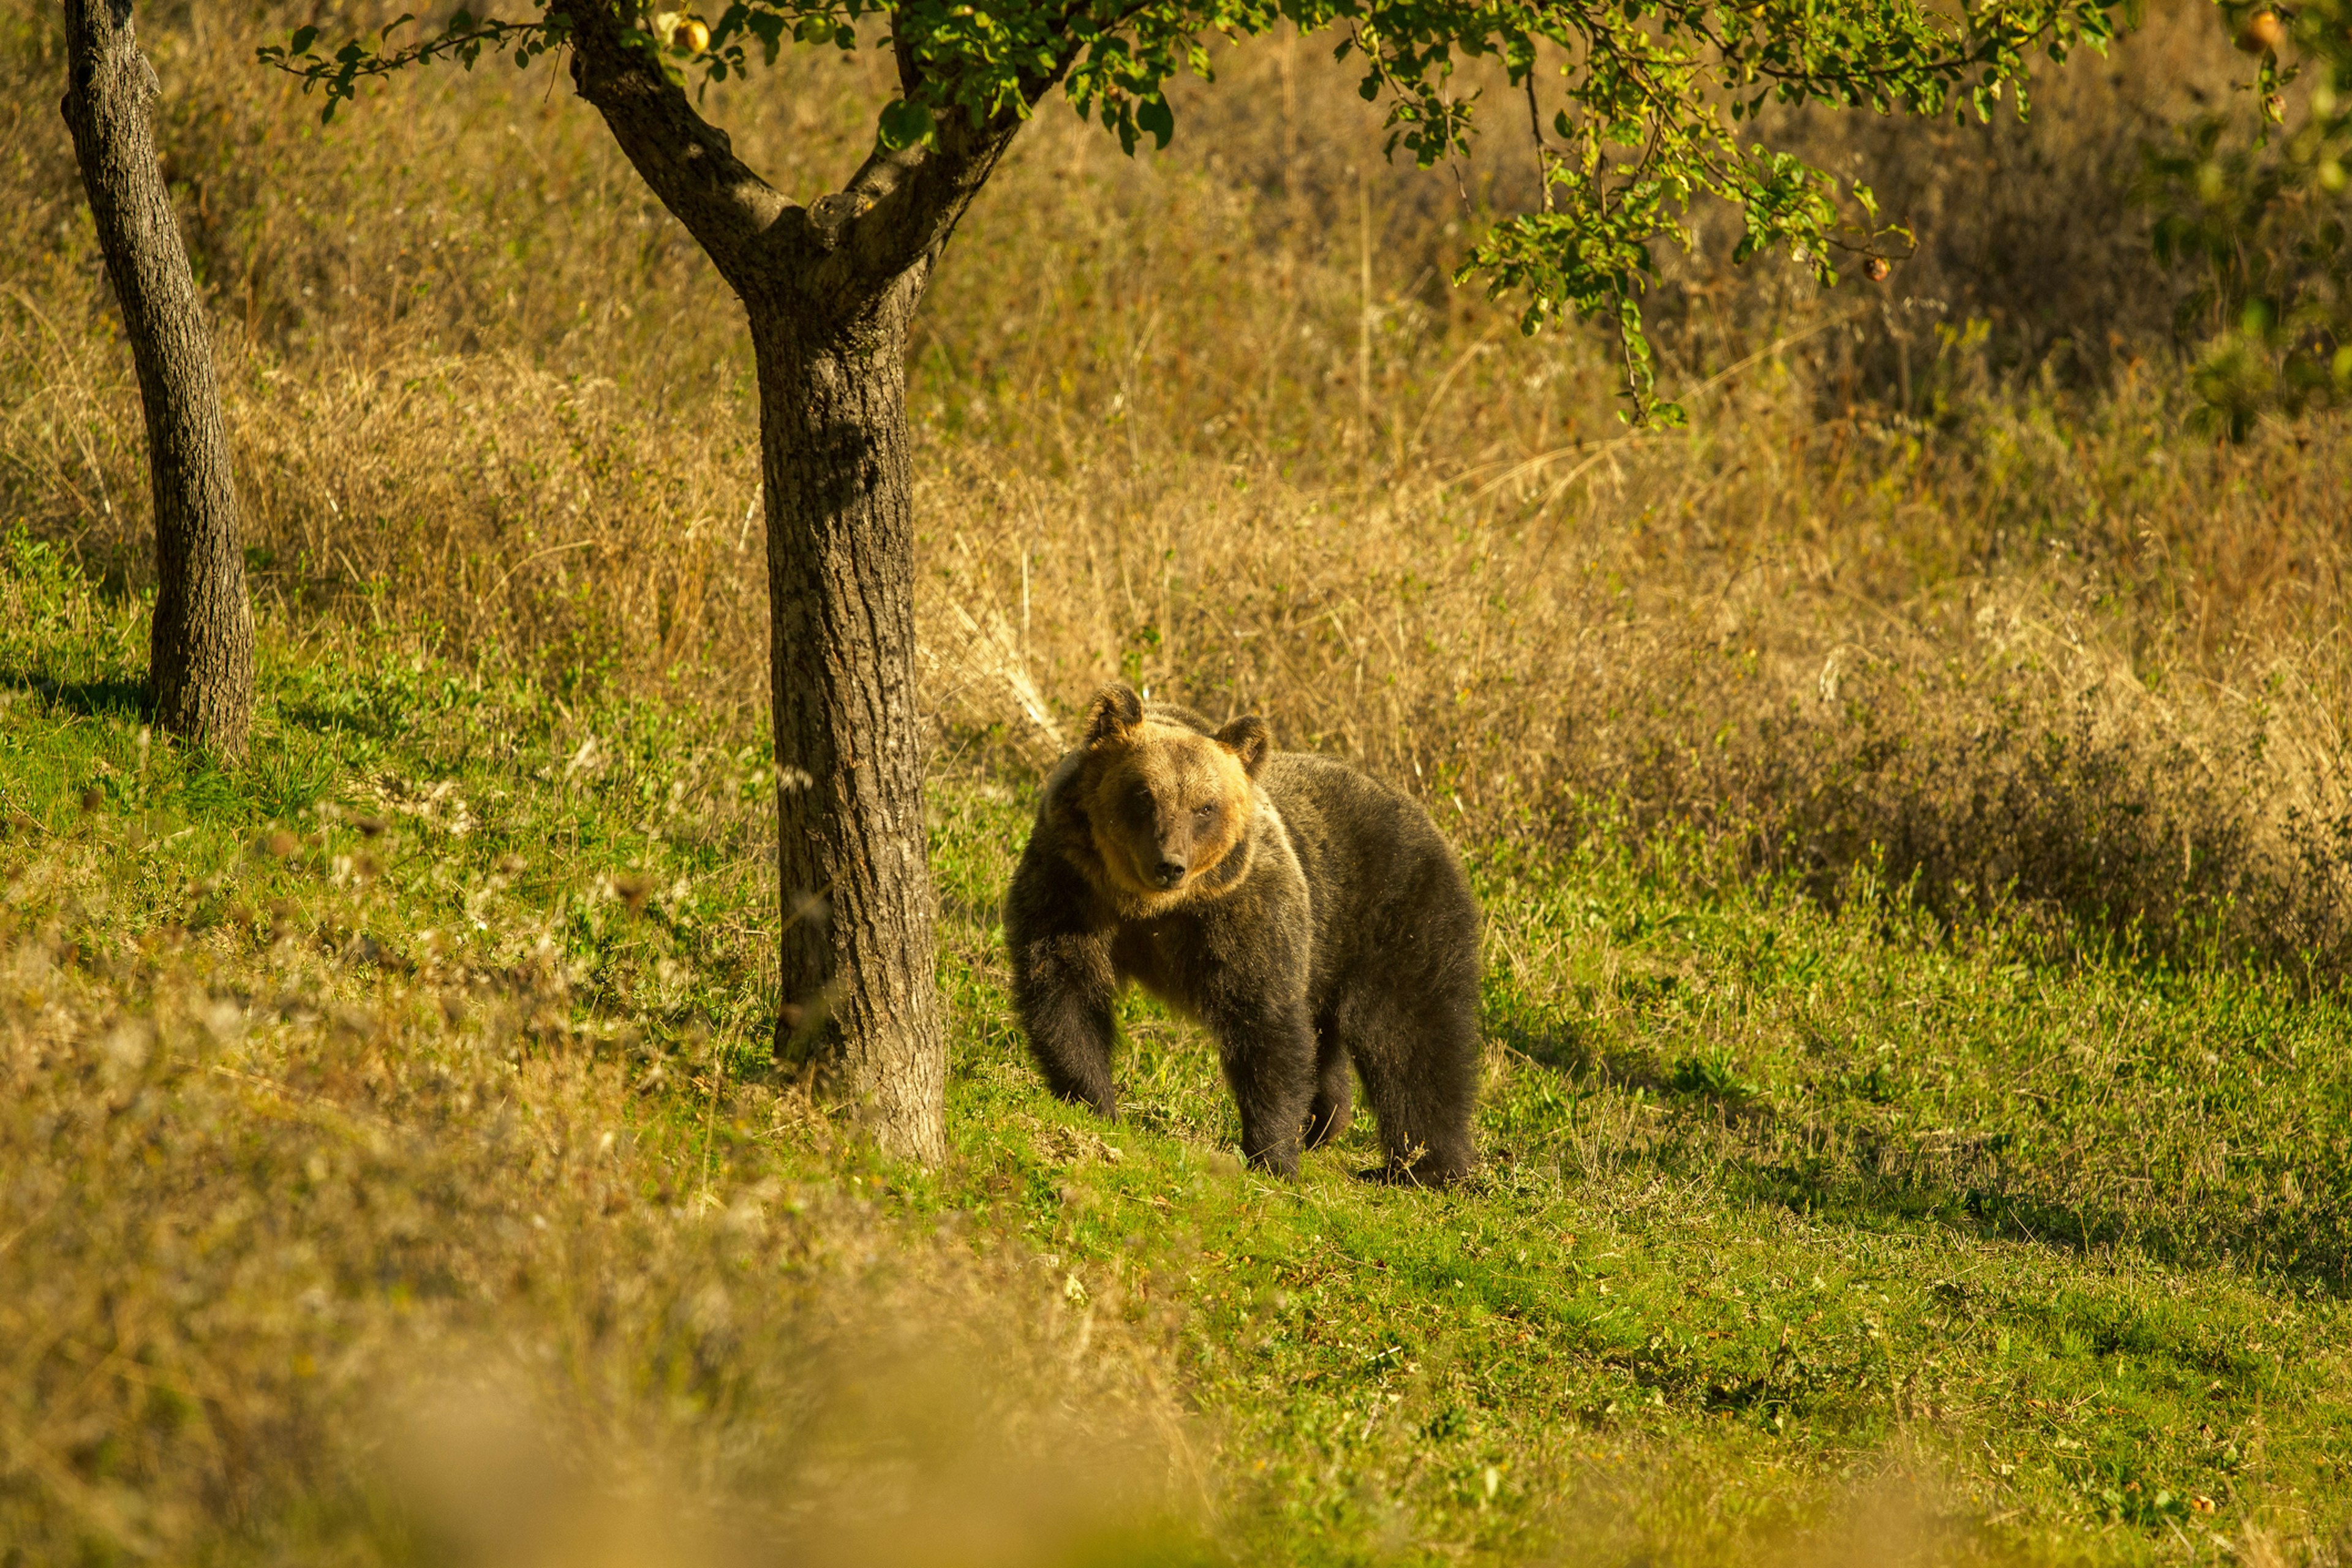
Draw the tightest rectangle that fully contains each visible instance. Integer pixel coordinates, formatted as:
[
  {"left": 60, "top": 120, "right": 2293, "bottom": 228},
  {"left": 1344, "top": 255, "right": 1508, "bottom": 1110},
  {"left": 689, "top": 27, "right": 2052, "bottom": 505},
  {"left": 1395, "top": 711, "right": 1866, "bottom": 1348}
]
[
  {"left": 0, "top": 0, "right": 2346, "bottom": 986},
  {"left": 923, "top": 380, "right": 2352, "bottom": 978},
  {"left": 0, "top": 878, "right": 1192, "bottom": 1565}
]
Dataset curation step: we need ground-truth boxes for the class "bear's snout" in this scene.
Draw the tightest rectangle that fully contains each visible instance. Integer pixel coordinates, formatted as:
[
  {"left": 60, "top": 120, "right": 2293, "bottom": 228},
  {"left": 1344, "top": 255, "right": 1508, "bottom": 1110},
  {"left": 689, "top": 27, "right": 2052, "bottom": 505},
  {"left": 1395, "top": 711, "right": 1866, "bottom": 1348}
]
[
  {"left": 1144, "top": 809, "right": 1198, "bottom": 888},
  {"left": 1145, "top": 823, "right": 1192, "bottom": 886}
]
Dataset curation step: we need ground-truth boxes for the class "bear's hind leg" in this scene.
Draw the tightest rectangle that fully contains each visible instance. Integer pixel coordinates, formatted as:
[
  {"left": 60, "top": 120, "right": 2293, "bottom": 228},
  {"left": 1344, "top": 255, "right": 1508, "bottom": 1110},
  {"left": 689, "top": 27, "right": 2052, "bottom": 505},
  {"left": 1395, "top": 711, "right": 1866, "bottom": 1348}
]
[
  {"left": 1301, "top": 1022, "right": 1353, "bottom": 1152},
  {"left": 1343, "top": 988, "right": 1479, "bottom": 1186}
]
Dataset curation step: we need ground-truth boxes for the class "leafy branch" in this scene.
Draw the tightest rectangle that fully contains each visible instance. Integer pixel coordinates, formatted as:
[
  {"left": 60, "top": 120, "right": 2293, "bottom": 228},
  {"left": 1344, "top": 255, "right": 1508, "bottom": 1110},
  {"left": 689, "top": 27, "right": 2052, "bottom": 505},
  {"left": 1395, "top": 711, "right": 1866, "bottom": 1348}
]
[
  {"left": 260, "top": 0, "right": 2125, "bottom": 421},
  {"left": 256, "top": 10, "right": 574, "bottom": 123}
]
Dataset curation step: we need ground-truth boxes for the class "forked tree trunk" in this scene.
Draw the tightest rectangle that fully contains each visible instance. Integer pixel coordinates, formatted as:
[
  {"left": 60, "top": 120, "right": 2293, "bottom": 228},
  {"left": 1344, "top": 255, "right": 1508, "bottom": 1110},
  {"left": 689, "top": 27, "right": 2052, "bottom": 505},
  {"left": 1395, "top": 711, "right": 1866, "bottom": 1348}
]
[
  {"left": 61, "top": 0, "right": 253, "bottom": 754},
  {"left": 752, "top": 273, "right": 948, "bottom": 1164},
  {"left": 565, "top": 0, "right": 1038, "bottom": 1164}
]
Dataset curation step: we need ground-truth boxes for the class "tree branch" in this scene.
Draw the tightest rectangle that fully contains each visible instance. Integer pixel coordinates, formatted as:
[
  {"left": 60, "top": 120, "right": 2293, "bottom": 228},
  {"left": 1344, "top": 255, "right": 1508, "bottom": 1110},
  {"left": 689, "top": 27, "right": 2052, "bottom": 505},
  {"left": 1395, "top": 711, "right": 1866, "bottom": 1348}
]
[
  {"left": 889, "top": 8, "right": 924, "bottom": 100},
  {"left": 565, "top": 0, "right": 797, "bottom": 290},
  {"left": 810, "top": 58, "right": 1071, "bottom": 296},
  {"left": 1525, "top": 74, "right": 1554, "bottom": 213}
]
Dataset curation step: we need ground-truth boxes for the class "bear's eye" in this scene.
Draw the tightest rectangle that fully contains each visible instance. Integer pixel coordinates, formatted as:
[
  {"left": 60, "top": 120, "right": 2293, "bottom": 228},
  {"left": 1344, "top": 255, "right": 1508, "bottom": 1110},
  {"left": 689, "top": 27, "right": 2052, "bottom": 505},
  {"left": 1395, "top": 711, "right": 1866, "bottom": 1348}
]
[{"left": 1193, "top": 802, "right": 1217, "bottom": 824}]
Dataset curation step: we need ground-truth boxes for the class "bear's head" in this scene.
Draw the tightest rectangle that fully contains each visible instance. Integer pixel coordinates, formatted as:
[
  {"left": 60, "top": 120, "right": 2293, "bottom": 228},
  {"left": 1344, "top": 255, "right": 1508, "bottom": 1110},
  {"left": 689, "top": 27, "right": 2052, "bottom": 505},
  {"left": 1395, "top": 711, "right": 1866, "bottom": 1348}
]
[{"left": 1071, "top": 683, "right": 1270, "bottom": 902}]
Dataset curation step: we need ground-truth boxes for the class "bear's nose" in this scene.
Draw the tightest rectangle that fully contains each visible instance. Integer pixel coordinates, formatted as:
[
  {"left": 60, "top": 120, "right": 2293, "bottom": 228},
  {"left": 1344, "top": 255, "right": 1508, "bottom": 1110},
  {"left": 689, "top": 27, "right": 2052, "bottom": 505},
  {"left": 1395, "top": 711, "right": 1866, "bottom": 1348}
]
[{"left": 1151, "top": 856, "right": 1186, "bottom": 887}]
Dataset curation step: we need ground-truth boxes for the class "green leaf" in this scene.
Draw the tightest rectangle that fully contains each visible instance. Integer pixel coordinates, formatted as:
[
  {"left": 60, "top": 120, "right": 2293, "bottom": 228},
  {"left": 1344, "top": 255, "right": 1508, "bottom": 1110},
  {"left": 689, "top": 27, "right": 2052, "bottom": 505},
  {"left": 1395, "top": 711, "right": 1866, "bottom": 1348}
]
[
  {"left": 288, "top": 25, "right": 317, "bottom": 55},
  {"left": 1136, "top": 96, "right": 1174, "bottom": 149},
  {"left": 878, "top": 97, "right": 937, "bottom": 151}
]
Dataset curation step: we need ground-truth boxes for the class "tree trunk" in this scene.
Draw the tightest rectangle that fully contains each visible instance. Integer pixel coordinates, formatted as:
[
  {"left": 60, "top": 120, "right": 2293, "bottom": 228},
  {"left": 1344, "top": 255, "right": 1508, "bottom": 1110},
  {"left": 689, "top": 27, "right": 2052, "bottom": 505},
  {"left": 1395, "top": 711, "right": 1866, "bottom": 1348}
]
[
  {"left": 751, "top": 272, "right": 948, "bottom": 1164},
  {"left": 563, "top": 1, "right": 1039, "bottom": 1165},
  {"left": 60, "top": 0, "right": 253, "bottom": 755}
]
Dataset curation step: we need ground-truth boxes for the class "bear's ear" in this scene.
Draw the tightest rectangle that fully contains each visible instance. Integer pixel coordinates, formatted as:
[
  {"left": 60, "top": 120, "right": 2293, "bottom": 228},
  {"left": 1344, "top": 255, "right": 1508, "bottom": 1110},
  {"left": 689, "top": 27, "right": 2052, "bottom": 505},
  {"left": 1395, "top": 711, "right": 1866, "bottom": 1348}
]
[
  {"left": 1084, "top": 683, "right": 1144, "bottom": 745},
  {"left": 1215, "top": 714, "right": 1272, "bottom": 779}
]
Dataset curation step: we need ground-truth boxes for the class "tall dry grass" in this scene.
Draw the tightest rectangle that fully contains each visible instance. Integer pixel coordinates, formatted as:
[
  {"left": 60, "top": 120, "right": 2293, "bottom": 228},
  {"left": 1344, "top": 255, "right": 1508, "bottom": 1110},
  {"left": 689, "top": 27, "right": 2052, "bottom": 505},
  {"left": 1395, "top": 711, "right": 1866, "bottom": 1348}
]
[
  {"left": 0, "top": 0, "right": 2345, "bottom": 977},
  {"left": 0, "top": 922, "right": 1192, "bottom": 1563},
  {"left": 923, "top": 378, "right": 2352, "bottom": 979}
]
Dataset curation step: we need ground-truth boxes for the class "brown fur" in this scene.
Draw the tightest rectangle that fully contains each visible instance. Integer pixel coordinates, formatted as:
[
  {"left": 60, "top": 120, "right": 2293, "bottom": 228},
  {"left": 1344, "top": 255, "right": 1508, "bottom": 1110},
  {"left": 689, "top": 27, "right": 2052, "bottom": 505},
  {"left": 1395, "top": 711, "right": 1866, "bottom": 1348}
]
[
  {"left": 1004, "top": 682, "right": 1480, "bottom": 1182},
  {"left": 1075, "top": 715, "right": 1257, "bottom": 910}
]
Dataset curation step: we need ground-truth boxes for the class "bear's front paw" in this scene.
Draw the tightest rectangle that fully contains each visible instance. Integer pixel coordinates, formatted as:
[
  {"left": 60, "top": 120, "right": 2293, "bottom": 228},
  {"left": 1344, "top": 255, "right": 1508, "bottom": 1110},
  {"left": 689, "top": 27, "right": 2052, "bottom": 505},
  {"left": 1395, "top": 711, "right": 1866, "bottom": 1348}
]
[
  {"left": 1053, "top": 1084, "right": 1117, "bottom": 1121},
  {"left": 1243, "top": 1144, "right": 1302, "bottom": 1180},
  {"left": 1357, "top": 1151, "right": 1474, "bottom": 1188}
]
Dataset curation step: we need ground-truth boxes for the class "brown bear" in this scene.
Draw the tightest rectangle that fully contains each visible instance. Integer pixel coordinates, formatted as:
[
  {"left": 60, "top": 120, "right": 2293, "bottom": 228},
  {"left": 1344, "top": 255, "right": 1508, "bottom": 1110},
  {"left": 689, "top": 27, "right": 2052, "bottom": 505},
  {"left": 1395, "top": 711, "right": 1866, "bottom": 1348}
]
[{"left": 1003, "top": 682, "right": 1481, "bottom": 1182}]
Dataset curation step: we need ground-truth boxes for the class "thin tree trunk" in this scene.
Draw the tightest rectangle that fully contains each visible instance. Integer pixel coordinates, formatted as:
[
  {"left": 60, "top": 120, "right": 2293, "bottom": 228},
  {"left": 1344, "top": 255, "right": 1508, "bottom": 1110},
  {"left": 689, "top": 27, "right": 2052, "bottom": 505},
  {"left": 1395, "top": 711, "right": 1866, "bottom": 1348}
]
[
  {"left": 752, "top": 274, "right": 948, "bottom": 1164},
  {"left": 61, "top": 0, "right": 253, "bottom": 754}
]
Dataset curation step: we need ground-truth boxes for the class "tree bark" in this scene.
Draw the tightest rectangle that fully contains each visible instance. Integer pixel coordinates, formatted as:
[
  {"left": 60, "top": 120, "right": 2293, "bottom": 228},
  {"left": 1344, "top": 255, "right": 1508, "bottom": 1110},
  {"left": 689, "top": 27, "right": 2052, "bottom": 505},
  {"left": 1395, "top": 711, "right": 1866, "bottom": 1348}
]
[
  {"left": 752, "top": 272, "right": 947, "bottom": 1163},
  {"left": 60, "top": 0, "right": 254, "bottom": 755}
]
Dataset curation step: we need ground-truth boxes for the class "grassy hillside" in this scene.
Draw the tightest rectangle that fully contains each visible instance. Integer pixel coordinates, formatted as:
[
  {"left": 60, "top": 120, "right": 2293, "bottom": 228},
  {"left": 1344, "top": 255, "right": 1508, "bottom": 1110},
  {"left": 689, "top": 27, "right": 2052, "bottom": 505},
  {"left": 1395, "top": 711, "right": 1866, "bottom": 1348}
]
[
  {"left": 7, "top": 541, "right": 2350, "bottom": 1564},
  {"left": 4, "top": 0, "right": 2352, "bottom": 1560}
]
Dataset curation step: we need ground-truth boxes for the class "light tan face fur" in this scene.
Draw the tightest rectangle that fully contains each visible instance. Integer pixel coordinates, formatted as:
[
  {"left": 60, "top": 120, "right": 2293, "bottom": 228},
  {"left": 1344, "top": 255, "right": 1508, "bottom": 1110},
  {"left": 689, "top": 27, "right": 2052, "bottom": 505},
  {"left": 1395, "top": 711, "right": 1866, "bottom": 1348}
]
[{"left": 1082, "top": 722, "right": 1254, "bottom": 901}]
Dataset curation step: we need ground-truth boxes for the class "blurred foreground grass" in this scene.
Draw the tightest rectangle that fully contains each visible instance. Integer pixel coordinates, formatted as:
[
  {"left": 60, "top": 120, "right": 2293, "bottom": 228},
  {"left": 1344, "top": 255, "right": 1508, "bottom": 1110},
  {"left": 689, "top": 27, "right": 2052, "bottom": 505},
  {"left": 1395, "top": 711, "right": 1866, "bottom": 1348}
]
[{"left": 5, "top": 540, "right": 2350, "bottom": 1565}]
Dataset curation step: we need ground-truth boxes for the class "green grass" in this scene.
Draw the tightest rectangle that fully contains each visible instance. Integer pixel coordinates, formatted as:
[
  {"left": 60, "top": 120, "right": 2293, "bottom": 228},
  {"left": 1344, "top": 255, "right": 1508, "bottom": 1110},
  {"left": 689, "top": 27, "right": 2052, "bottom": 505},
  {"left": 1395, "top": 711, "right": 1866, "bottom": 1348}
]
[
  {"left": 917, "top": 804, "right": 2352, "bottom": 1561},
  {"left": 0, "top": 532, "right": 781, "bottom": 1063},
  {"left": 3, "top": 533, "right": 2349, "bottom": 1564}
]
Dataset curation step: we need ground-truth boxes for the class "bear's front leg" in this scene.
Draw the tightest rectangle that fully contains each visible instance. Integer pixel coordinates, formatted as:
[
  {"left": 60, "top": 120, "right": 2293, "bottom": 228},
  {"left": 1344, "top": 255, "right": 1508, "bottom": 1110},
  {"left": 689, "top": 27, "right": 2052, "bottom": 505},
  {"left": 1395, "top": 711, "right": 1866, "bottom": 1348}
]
[
  {"left": 1210, "top": 1001, "right": 1318, "bottom": 1177},
  {"left": 1007, "top": 927, "right": 1121, "bottom": 1120}
]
